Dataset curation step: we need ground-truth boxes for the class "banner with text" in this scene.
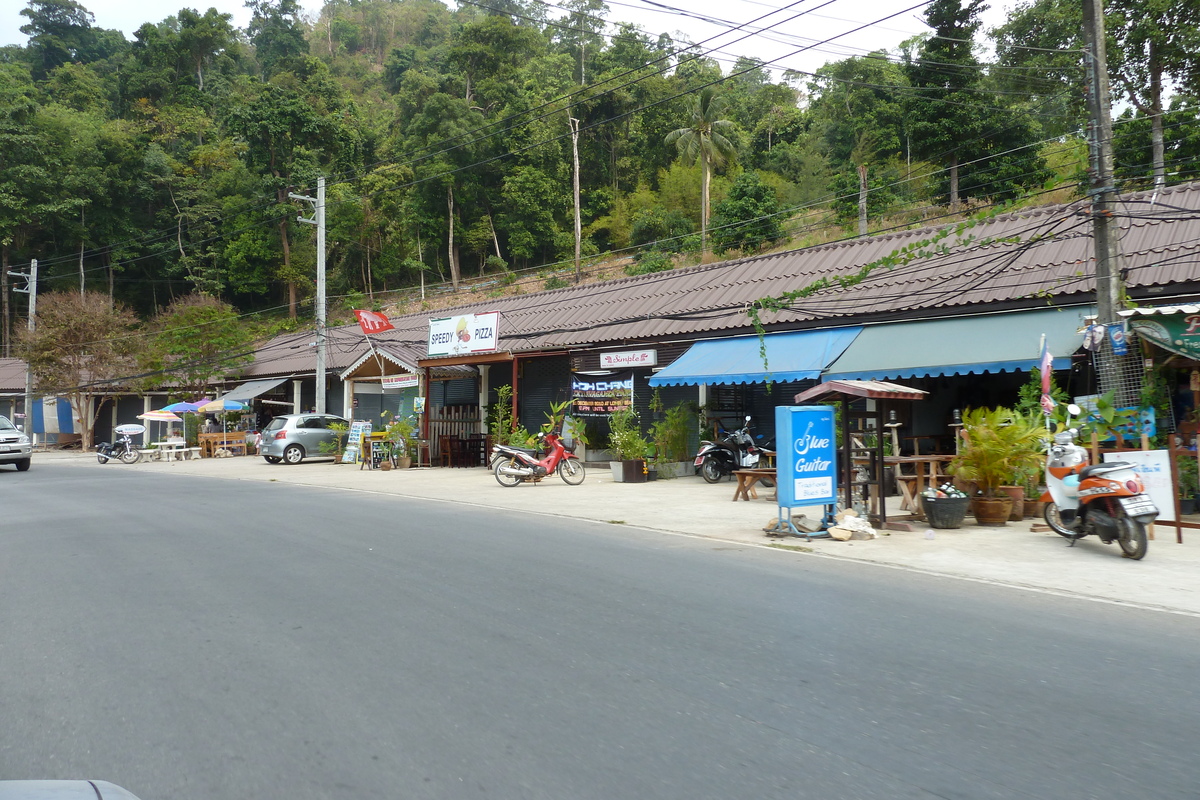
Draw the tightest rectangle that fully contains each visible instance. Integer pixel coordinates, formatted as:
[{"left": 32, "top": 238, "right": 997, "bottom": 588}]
[
  {"left": 427, "top": 312, "right": 499, "bottom": 357},
  {"left": 572, "top": 373, "right": 634, "bottom": 416}
]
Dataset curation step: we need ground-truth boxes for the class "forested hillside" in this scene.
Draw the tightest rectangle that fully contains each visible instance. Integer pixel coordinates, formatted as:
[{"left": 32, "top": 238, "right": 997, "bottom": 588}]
[{"left": 2, "top": 0, "right": 1198, "bottom": 360}]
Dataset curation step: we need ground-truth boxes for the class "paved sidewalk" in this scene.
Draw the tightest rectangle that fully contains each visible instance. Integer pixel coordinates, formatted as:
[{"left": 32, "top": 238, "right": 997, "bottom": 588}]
[{"left": 38, "top": 450, "right": 1200, "bottom": 616}]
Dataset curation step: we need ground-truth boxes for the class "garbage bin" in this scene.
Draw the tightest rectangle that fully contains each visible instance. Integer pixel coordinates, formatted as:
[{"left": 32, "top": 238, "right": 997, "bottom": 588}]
[{"left": 923, "top": 496, "right": 969, "bottom": 529}]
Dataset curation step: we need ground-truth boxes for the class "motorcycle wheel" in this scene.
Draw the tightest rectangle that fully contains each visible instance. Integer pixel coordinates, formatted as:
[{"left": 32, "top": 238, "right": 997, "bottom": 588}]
[
  {"left": 97, "top": 452, "right": 107, "bottom": 464},
  {"left": 557, "top": 458, "right": 586, "bottom": 485},
  {"left": 1043, "top": 502, "right": 1078, "bottom": 540},
  {"left": 119, "top": 448, "right": 140, "bottom": 464},
  {"left": 1116, "top": 514, "right": 1148, "bottom": 560},
  {"left": 759, "top": 476, "right": 775, "bottom": 488},
  {"left": 494, "top": 457, "right": 523, "bottom": 488},
  {"left": 701, "top": 458, "right": 724, "bottom": 483}
]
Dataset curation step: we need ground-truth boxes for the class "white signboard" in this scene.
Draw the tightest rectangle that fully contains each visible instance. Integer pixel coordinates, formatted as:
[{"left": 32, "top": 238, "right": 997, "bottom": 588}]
[
  {"left": 428, "top": 312, "right": 500, "bottom": 357},
  {"left": 1103, "top": 450, "right": 1174, "bottom": 522},
  {"left": 600, "top": 349, "right": 657, "bottom": 369},
  {"left": 381, "top": 374, "right": 419, "bottom": 389}
]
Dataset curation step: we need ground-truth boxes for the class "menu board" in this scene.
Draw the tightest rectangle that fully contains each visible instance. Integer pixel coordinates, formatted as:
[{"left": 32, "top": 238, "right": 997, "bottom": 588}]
[{"left": 343, "top": 420, "right": 373, "bottom": 464}]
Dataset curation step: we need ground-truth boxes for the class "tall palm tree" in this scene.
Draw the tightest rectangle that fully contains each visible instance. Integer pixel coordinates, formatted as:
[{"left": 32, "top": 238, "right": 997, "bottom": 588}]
[{"left": 665, "top": 87, "right": 737, "bottom": 255}]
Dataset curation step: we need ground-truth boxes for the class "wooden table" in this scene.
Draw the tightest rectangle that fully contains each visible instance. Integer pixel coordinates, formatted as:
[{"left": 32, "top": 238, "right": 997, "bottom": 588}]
[
  {"left": 733, "top": 468, "right": 776, "bottom": 501},
  {"left": 199, "top": 432, "right": 248, "bottom": 457},
  {"left": 886, "top": 455, "right": 953, "bottom": 516}
]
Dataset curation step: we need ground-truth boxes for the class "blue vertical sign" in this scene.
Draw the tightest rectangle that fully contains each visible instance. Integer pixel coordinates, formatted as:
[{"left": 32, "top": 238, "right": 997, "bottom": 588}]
[{"left": 775, "top": 405, "right": 838, "bottom": 508}]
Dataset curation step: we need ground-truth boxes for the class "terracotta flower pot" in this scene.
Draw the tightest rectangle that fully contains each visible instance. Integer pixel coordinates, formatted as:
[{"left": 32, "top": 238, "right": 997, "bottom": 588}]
[
  {"left": 998, "top": 485, "right": 1025, "bottom": 521},
  {"left": 971, "top": 496, "right": 1013, "bottom": 527}
]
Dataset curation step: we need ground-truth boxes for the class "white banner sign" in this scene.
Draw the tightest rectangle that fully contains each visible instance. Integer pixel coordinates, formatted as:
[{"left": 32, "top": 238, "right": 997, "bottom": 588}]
[
  {"left": 428, "top": 312, "right": 500, "bottom": 357},
  {"left": 381, "top": 374, "right": 419, "bottom": 389},
  {"left": 600, "top": 349, "right": 657, "bottom": 369}
]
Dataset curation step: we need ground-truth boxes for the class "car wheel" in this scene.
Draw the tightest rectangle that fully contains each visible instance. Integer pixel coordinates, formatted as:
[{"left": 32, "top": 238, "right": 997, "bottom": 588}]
[
  {"left": 283, "top": 444, "right": 304, "bottom": 465},
  {"left": 264, "top": 456, "right": 282, "bottom": 464},
  {"left": 14, "top": 458, "right": 30, "bottom": 472}
]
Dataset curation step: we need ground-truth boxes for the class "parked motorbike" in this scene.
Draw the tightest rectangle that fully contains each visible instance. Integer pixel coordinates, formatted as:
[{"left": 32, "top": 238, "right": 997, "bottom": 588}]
[
  {"left": 694, "top": 416, "right": 773, "bottom": 485},
  {"left": 96, "top": 425, "right": 145, "bottom": 465},
  {"left": 492, "top": 430, "right": 586, "bottom": 487},
  {"left": 1041, "top": 403, "right": 1157, "bottom": 560}
]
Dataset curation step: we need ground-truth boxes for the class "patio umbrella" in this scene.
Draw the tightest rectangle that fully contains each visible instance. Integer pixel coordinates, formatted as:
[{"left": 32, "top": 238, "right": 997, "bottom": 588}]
[
  {"left": 162, "top": 398, "right": 210, "bottom": 413},
  {"left": 138, "top": 409, "right": 182, "bottom": 442},
  {"left": 198, "top": 398, "right": 247, "bottom": 438}
]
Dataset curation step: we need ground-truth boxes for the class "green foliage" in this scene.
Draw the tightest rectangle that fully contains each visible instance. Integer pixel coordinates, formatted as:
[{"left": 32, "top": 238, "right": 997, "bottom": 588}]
[
  {"left": 710, "top": 170, "right": 784, "bottom": 253},
  {"left": 1014, "top": 367, "right": 1068, "bottom": 419},
  {"left": 141, "top": 294, "right": 254, "bottom": 392},
  {"left": 1177, "top": 456, "right": 1199, "bottom": 499},
  {"left": 607, "top": 407, "right": 650, "bottom": 461},
  {"left": 625, "top": 250, "right": 672, "bottom": 275},
  {"left": 949, "top": 406, "right": 1045, "bottom": 496},
  {"left": 319, "top": 420, "right": 349, "bottom": 457},
  {"left": 650, "top": 402, "right": 698, "bottom": 462},
  {"left": 541, "top": 398, "right": 573, "bottom": 435},
  {"left": 488, "top": 384, "right": 532, "bottom": 447}
]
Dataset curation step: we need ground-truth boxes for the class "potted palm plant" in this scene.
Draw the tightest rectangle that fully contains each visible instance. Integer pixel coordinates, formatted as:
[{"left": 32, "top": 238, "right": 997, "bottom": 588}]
[
  {"left": 650, "top": 402, "right": 698, "bottom": 479},
  {"left": 949, "top": 406, "right": 1045, "bottom": 526}
]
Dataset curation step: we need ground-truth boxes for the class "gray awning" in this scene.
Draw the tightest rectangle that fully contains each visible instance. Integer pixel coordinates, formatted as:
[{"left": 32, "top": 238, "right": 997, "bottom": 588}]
[
  {"left": 221, "top": 377, "right": 288, "bottom": 402},
  {"left": 822, "top": 308, "right": 1092, "bottom": 381}
]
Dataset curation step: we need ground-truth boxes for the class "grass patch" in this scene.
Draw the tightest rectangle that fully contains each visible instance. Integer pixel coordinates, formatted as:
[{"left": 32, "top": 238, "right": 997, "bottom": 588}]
[
  {"left": 767, "top": 543, "right": 813, "bottom": 553},
  {"left": 607, "top": 520, "right": 626, "bottom": 525}
]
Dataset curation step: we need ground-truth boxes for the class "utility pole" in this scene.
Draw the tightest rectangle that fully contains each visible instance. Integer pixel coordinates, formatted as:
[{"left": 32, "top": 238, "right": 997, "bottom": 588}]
[
  {"left": 8, "top": 259, "right": 36, "bottom": 439},
  {"left": 1082, "top": 0, "right": 1122, "bottom": 324},
  {"left": 291, "top": 177, "right": 327, "bottom": 413}
]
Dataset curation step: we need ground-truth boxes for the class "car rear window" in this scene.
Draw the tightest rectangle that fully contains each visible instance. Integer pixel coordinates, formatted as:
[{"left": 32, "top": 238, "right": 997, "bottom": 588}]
[{"left": 264, "top": 418, "right": 287, "bottom": 432}]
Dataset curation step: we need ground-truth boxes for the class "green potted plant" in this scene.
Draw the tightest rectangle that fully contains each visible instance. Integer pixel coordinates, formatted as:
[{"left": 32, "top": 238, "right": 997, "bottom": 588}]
[
  {"left": 948, "top": 406, "right": 1045, "bottom": 526},
  {"left": 649, "top": 401, "right": 698, "bottom": 479},
  {"left": 381, "top": 410, "right": 416, "bottom": 468},
  {"left": 1177, "top": 455, "right": 1199, "bottom": 516},
  {"left": 320, "top": 421, "right": 350, "bottom": 460},
  {"left": 607, "top": 407, "right": 650, "bottom": 483}
]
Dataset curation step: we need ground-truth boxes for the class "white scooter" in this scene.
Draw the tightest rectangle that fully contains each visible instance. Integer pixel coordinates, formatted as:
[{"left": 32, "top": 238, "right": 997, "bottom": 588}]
[{"left": 1041, "top": 404, "right": 1157, "bottom": 560}]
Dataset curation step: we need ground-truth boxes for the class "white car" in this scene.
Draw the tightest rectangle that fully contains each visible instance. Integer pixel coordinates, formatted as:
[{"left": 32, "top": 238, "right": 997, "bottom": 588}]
[{"left": 0, "top": 415, "right": 32, "bottom": 471}]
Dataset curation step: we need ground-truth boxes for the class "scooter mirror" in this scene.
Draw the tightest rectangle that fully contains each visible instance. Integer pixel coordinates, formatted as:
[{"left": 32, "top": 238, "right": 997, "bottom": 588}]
[{"left": 1066, "top": 403, "right": 1082, "bottom": 417}]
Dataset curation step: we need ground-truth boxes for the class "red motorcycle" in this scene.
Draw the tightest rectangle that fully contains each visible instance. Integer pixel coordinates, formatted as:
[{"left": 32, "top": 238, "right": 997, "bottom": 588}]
[{"left": 491, "top": 431, "right": 586, "bottom": 487}]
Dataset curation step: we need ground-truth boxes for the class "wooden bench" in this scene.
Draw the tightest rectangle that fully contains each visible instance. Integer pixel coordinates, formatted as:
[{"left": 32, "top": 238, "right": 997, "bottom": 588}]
[{"left": 733, "top": 468, "right": 776, "bottom": 502}]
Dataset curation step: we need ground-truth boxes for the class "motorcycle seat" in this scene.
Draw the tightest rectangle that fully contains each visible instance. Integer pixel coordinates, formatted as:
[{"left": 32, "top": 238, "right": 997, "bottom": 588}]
[{"left": 1079, "top": 461, "right": 1132, "bottom": 479}]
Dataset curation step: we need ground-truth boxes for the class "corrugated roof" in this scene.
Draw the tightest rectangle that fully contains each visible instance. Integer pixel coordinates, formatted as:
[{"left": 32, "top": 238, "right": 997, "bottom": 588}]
[
  {"left": 0, "top": 358, "right": 25, "bottom": 393},
  {"left": 246, "top": 181, "right": 1200, "bottom": 373}
]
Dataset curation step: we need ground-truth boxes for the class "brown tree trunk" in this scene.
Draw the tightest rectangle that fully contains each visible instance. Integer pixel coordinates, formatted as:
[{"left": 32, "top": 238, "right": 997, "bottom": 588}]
[
  {"left": 1, "top": 243, "right": 9, "bottom": 358},
  {"left": 447, "top": 185, "right": 459, "bottom": 290},
  {"left": 278, "top": 187, "right": 295, "bottom": 318},
  {"left": 857, "top": 164, "right": 869, "bottom": 237}
]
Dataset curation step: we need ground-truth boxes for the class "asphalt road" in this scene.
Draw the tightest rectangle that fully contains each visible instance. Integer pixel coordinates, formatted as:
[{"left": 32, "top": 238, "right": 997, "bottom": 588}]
[{"left": 2, "top": 463, "right": 1197, "bottom": 799}]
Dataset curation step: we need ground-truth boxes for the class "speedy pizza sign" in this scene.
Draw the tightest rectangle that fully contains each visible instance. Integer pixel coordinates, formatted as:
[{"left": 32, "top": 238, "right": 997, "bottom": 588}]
[{"left": 427, "top": 312, "right": 500, "bottom": 357}]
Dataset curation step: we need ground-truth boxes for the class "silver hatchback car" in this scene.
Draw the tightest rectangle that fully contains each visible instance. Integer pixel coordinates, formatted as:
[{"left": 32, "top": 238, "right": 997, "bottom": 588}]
[
  {"left": 260, "top": 413, "right": 348, "bottom": 464},
  {"left": 0, "top": 414, "right": 32, "bottom": 471}
]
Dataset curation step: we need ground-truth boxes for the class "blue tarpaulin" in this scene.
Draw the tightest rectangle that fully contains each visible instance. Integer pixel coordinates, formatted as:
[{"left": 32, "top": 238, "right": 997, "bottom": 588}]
[{"left": 649, "top": 327, "right": 862, "bottom": 386}]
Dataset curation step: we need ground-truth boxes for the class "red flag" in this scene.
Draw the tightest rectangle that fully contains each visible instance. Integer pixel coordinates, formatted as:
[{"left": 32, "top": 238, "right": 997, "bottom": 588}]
[{"left": 354, "top": 309, "right": 394, "bottom": 335}]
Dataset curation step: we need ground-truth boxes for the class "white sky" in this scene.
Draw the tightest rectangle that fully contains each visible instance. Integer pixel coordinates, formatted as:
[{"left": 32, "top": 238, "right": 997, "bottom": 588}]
[{"left": 2, "top": 0, "right": 1017, "bottom": 77}]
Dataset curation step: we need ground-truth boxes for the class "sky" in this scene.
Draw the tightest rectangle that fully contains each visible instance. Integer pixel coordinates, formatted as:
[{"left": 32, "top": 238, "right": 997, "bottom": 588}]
[{"left": 1, "top": 0, "right": 1018, "bottom": 78}]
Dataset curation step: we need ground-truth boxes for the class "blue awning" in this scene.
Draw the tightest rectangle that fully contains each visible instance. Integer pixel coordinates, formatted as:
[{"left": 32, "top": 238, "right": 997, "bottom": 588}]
[
  {"left": 822, "top": 308, "right": 1092, "bottom": 381},
  {"left": 649, "top": 327, "right": 862, "bottom": 386}
]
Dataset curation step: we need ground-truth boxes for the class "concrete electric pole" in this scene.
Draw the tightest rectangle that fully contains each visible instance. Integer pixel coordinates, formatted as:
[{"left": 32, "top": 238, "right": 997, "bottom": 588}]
[
  {"left": 291, "top": 177, "right": 327, "bottom": 414},
  {"left": 1082, "top": 0, "right": 1123, "bottom": 324},
  {"left": 8, "top": 258, "right": 36, "bottom": 438}
]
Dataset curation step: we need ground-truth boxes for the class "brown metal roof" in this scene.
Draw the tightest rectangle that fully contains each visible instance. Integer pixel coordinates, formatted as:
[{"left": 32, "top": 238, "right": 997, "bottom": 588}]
[
  {"left": 0, "top": 358, "right": 25, "bottom": 393},
  {"left": 245, "top": 182, "right": 1200, "bottom": 374}
]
